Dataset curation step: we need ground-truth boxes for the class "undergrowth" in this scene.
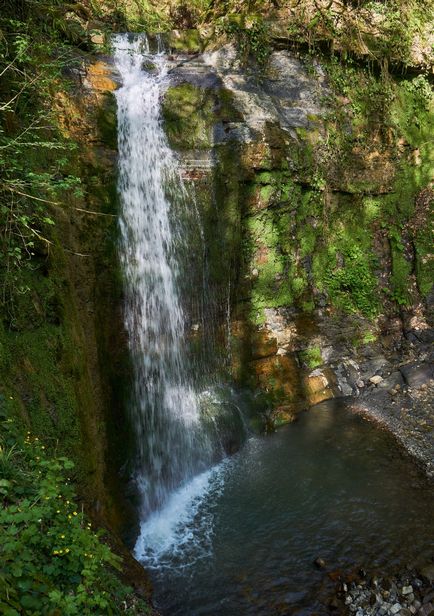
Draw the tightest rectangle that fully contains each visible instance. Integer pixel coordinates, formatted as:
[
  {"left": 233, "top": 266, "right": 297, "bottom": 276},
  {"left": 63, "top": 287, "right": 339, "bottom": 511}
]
[{"left": 0, "top": 415, "right": 148, "bottom": 615}]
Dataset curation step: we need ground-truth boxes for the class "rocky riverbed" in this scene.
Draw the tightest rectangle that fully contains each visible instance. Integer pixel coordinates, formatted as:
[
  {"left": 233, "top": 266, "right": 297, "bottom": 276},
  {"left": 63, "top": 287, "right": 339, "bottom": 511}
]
[
  {"left": 348, "top": 336, "right": 434, "bottom": 479},
  {"left": 329, "top": 563, "right": 434, "bottom": 616}
]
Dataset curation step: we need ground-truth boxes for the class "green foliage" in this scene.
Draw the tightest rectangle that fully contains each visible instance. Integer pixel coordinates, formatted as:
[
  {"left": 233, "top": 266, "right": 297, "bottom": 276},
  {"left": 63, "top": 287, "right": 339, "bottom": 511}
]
[
  {"left": 0, "top": 3, "right": 85, "bottom": 321},
  {"left": 322, "top": 244, "right": 379, "bottom": 318},
  {"left": 0, "top": 417, "right": 148, "bottom": 615},
  {"left": 216, "top": 14, "right": 271, "bottom": 65},
  {"left": 299, "top": 346, "right": 322, "bottom": 369}
]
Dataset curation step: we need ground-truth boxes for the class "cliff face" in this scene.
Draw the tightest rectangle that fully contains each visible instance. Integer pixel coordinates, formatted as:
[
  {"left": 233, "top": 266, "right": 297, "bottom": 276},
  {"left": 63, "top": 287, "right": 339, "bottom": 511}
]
[
  {"left": 161, "top": 35, "right": 433, "bottom": 428},
  {"left": 0, "top": 53, "right": 134, "bottom": 529}
]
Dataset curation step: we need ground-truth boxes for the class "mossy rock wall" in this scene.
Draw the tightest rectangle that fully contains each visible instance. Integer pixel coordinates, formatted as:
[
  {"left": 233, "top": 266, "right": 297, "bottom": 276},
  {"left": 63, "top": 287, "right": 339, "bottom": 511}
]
[
  {"left": 162, "top": 44, "right": 433, "bottom": 411},
  {"left": 0, "top": 59, "right": 135, "bottom": 535}
]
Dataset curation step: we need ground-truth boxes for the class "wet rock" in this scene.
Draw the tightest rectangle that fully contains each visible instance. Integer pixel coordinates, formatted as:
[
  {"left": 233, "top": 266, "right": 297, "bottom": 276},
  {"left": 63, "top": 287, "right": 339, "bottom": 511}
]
[
  {"left": 400, "top": 363, "right": 434, "bottom": 388},
  {"left": 402, "top": 585, "right": 414, "bottom": 596},
  {"left": 391, "top": 603, "right": 403, "bottom": 614},
  {"left": 380, "top": 371, "right": 405, "bottom": 390},
  {"left": 250, "top": 330, "right": 278, "bottom": 359},
  {"left": 328, "top": 596, "right": 340, "bottom": 610},
  {"left": 419, "top": 565, "right": 434, "bottom": 584},
  {"left": 314, "top": 557, "right": 326, "bottom": 569},
  {"left": 423, "top": 591, "right": 434, "bottom": 605},
  {"left": 418, "top": 603, "right": 434, "bottom": 616}
]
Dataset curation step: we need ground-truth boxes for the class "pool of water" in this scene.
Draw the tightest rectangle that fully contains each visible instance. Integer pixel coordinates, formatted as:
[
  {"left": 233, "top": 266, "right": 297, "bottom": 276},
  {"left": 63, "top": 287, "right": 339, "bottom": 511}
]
[{"left": 134, "top": 399, "right": 434, "bottom": 615}]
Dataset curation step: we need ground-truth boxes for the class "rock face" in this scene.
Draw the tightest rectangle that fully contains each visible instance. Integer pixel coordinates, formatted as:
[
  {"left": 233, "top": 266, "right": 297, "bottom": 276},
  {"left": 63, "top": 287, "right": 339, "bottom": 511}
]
[{"left": 159, "top": 36, "right": 433, "bottom": 436}]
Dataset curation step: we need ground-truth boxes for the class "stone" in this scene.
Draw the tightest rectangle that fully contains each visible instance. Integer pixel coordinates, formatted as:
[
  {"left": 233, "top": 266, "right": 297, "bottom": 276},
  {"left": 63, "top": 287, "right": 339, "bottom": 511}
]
[
  {"left": 418, "top": 603, "right": 434, "bottom": 616},
  {"left": 380, "top": 371, "right": 405, "bottom": 389},
  {"left": 357, "top": 379, "right": 365, "bottom": 388},
  {"left": 250, "top": 330, "right": 278, "bottom": 359},
  {"left": 391, "top": 604, "right": 402, "bottom": 614},
  {"left": 400, "top": 363, "right": 434, "bottom": 388},
  {"left": 423, "top": 592, "right": 434, "bottom": 605},
  {"left": 370, "top": 375, "right": 384, "bottom": 385},
  {"left": 303, "top": 368, "right": 336, "bottom": 406},
  {"left": 85, "top": 61, "right": 117, "bottom": 92},
  {"left": 419, "top": 564, "right": 434, "bottom": 584},
  {"left": 328, "top": 597, "right": 340, "bottom": 610},
  {"left": 90, "top": 31, "right": 104, "bottom": 46},
  {"left": 314, "top": 557, "right": 326, "bottom": 569},
  {"left": 402, "top": 586, "right": 414, "bottom": 596},
  {"left": 400, "top": 610, "right": 412, "bottom": 616}
]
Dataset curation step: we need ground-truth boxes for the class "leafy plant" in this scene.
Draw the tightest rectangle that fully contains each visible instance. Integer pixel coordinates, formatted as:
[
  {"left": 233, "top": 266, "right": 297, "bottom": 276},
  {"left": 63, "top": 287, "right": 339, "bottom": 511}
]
[
  {"left": 216, "top": 14, "right": 271, "bottom": 66},
  {"left": 0, "top": 417, "right": 148, "bottom": 615}
]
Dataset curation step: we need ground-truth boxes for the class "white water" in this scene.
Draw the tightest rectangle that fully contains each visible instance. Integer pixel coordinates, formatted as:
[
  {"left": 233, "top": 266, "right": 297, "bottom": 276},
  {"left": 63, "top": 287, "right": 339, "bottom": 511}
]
[
  {"left": 114, "top": 34, "right": 216, "bottom": 520},
  {"left": 134, "top": 459, "right": 232, "bottom": 568}
]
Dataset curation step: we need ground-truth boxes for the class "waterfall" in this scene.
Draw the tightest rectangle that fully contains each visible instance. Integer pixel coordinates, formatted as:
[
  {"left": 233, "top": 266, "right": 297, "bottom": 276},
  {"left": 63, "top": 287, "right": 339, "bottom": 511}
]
[{"left": 113, "top": 34, "right": 215, "bottom": 517}]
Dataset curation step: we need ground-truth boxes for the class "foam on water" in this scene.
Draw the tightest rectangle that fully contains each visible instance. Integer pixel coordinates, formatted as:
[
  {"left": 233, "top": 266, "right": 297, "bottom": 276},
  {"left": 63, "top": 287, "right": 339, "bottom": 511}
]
[{"left": 134, "top": 459, "right": 231, "bottom": 569}]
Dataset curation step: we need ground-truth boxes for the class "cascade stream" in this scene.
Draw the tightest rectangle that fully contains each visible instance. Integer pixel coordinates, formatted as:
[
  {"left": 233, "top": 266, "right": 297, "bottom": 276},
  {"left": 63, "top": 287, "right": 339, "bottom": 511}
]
[{"left": 114, "top": 34, "right": 221, "bottom": 520}]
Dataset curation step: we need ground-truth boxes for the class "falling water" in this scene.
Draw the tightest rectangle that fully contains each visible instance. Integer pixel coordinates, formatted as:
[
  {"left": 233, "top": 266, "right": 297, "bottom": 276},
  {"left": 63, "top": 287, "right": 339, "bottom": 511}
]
[{"left": 114, "top": 33, "right": 216, "bottom": 517}]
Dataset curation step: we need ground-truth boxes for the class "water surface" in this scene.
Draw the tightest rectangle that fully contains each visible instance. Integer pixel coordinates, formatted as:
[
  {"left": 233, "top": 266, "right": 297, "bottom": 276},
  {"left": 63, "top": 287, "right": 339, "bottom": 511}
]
[{"left": 135, "top": 399, "right": 434, "bottom": 615}]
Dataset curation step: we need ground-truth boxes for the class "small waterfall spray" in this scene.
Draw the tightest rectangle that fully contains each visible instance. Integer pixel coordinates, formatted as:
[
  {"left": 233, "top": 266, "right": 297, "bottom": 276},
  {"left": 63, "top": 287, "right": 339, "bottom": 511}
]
[{"left": 114, "top": 34, "right": 215, "bottom": 517}]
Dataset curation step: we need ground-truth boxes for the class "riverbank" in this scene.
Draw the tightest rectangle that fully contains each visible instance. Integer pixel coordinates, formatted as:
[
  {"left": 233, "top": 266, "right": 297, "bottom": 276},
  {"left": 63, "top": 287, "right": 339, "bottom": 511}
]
[{"left": 348, "top": 335, "right": 433, "bottom": 480}]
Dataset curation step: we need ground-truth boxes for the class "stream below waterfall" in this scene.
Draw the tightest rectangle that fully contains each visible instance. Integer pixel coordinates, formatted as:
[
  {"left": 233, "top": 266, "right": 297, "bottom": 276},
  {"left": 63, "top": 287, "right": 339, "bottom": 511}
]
[{"left": 134, "top": 399, "right": 434, "bottom": 615}]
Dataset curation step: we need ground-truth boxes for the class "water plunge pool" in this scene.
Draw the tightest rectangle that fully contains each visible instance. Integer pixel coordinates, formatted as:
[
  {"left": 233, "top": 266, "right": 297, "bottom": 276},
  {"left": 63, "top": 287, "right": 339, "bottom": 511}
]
[{"left": 134, "top": 399, "right": 434, "bottom": 615}]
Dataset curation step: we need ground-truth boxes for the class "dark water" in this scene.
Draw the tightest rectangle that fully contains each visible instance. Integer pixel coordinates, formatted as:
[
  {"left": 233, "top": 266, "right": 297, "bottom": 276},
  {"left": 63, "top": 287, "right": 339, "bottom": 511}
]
[{"left": 136, "top": 400, "right": 434, "bottom": 615}]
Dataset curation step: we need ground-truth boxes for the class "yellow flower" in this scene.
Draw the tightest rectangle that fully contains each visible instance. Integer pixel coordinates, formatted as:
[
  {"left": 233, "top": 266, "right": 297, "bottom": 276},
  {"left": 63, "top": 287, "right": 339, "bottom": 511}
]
[
  {"left": 72, "top": 512, "right": 77, "bottom": 516},
  {"left": 60, "top": 534, "right": 65, "bottom": 539},
  {"left": 65, "top": 548, "right": 70, "bottom": 553}
]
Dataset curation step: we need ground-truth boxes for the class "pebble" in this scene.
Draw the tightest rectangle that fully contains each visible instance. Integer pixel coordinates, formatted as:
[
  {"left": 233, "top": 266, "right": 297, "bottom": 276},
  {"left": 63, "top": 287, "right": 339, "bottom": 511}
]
[
  {"left": 333, "top": 566, "right": 434, "bottom": 615},
  {"left": 314, "top": 556, "right": 326, "bottom": 569},
  {"left": 370, "top": 375, "right": 384, "bottom": 385}
]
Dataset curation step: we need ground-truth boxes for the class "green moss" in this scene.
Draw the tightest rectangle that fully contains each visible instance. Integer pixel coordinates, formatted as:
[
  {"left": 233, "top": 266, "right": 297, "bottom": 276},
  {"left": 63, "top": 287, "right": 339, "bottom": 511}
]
[
  {"left": 166, "top": 29, "right": 201, "bottom": 53},
  {"left": 163, "top": 84, "right": 214, "bottom": 150},
  {"left": 390, "top": 243, "right": 413, "bottom": 306},
  {"left": 299, "top": 346, "right": 322, "bottom": 369}
]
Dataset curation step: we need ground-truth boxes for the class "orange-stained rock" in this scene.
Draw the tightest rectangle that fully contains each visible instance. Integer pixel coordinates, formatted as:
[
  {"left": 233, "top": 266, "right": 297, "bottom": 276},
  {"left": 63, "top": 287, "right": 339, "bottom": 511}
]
[
  {"left": 302, "top": 367, "right": 337, "bottom": 406},
  {"left": 251, "top": 329, "right": 278, "bottom": 359},
  {"left": 251, "top": 354, "right": 302, "bottom": 402},
  {"left": 85, "top": 61, "right": 117, "bottom": 92}
]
